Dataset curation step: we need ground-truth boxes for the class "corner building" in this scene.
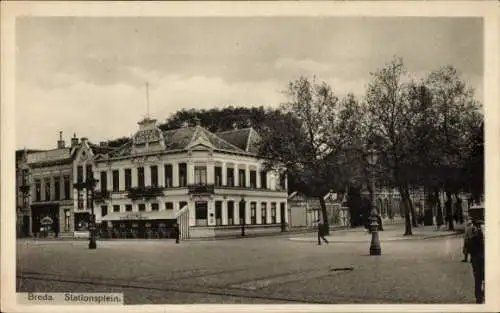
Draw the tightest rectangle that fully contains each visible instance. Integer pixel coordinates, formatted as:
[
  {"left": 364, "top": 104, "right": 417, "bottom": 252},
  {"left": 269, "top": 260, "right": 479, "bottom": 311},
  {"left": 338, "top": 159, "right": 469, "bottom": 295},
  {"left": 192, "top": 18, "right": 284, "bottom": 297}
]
[{"left": 93, "top": 117, "right": 288, "bottom": 239}]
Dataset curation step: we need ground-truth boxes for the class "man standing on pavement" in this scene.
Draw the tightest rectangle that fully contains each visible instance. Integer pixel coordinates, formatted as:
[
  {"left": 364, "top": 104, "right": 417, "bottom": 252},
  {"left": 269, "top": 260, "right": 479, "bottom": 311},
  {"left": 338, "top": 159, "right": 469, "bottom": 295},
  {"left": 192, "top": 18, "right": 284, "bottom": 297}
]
[
  {"left": 317, "top": 220, "right": 329, "bottom": 245},
  {"left": 462, "top": 217, "right": 473, "bottom": 262},
  {"left": 173, "top": 223, "right": 180, "bottom": 244},
  {"left": 467, "top": 213, "right": 485, "bottom": 304}
]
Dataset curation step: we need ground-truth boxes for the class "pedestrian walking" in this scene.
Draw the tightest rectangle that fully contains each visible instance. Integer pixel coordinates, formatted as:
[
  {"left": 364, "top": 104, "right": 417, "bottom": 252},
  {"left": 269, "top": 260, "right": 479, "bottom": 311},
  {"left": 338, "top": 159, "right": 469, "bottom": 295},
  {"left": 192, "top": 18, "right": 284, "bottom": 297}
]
[
  {"left": 317, "top": 220, "right": 328, "bottom": 245},
  {"left": 462, "top": 218, "right": 473, "bottom": 262},
  {"left": 466, "top": 205, "right": 485, "bottom": 304},
  {"left": 173, "top": 223, "right": 180, "bottom": 244}
]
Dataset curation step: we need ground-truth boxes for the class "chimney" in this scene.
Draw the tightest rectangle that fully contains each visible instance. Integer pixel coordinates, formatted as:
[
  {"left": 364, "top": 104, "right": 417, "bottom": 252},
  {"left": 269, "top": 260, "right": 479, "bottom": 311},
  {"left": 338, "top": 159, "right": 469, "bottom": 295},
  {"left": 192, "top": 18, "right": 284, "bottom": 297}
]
[
  {"left": 57, "top": 131, "right": 65, "bottom": 149},
  {"left": 71, "top": 133, "right": 79, "bottom": 147}
]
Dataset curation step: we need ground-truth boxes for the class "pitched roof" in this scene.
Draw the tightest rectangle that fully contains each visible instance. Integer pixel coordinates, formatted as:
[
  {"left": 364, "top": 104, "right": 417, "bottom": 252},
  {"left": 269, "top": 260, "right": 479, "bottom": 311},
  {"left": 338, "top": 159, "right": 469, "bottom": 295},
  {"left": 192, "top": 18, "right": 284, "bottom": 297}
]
[
  {"left": 26, "top": 148, "right": 72, "bottom": 165},
  {"left": 216, "top": 127, "right": 261, "bottom": 154}
]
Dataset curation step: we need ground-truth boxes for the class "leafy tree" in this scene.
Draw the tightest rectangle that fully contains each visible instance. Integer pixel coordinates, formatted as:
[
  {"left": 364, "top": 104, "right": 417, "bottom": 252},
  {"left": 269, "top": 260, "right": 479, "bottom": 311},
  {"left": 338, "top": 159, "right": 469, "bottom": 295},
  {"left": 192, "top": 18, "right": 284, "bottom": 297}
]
[
  {"left": 260, "top": 77, "right": 366, "bottom": 234},
  {"left": 424, "top": 66, "right": 483, "bottom": 230},
  {"left": 365, "top": 57, "right": 416, "bottom": 235}
]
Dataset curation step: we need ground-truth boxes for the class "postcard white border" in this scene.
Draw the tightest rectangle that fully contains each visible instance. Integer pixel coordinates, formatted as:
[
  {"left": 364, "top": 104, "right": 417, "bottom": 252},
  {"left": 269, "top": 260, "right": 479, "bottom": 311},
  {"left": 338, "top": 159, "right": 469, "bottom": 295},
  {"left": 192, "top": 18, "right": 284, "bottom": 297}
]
[{"left": 1, "top": 1, "right": 499, "bottom": 312}]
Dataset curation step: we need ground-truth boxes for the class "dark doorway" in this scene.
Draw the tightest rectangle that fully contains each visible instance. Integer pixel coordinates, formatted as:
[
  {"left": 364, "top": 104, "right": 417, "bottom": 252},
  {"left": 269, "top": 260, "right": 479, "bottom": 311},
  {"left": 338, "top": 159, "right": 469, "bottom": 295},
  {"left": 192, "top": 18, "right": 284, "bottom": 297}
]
[
  {"left": 31, "top": 205, "right": 59, "bottom": 236},
  {"left": 215, "top": 201, "right": 222, "bottom": 226},
  {"left": 280, "top": 203, "right": 286, "bottom": 224},
  {"left": 22, "top": 215, "right": 30, "bottom": 237}
]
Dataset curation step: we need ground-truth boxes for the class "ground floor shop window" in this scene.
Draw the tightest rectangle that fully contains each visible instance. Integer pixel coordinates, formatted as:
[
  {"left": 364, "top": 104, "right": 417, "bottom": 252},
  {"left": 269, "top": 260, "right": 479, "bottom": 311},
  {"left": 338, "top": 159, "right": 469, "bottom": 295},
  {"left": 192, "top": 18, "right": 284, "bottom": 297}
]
[
  {"left": 250, "top": 202, "right": 256, "bottom": 224},
  {"left": 74, "top": 212, "right": 90, "bottom": 231},
  {"left": 261, "top": 203, "right": 267, "bottom": 224},
  {"left": 271, "top": 203, "right": 277, "bottom": 224},
  {"left": 215, "top": 201, "right": 222, "bottom": 225},
  {"left": 227, "top": 201, "right": 234, "bottom": 225}
]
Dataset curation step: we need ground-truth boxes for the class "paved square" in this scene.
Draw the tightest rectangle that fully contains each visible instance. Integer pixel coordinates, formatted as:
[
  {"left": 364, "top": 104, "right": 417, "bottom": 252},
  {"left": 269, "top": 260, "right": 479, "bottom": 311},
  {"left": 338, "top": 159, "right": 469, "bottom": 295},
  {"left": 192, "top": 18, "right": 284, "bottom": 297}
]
[{"left": 17, "top": 229, "right": 476, "bottom": 304}]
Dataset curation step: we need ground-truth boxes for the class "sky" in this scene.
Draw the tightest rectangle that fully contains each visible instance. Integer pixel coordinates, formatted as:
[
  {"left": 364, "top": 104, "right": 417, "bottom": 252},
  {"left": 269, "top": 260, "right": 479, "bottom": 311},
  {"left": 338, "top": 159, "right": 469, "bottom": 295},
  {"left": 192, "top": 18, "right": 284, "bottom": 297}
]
[{"left": 15, "top": 17, "right": 483, "bottom": 150}]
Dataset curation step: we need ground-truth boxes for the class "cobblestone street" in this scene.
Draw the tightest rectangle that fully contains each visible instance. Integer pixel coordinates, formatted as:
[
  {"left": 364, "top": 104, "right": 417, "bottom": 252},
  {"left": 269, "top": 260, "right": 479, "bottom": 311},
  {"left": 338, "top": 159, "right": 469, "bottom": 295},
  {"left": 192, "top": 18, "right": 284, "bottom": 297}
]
[{"left": 17, "top": 227, "right": 476, "bottom": 304}]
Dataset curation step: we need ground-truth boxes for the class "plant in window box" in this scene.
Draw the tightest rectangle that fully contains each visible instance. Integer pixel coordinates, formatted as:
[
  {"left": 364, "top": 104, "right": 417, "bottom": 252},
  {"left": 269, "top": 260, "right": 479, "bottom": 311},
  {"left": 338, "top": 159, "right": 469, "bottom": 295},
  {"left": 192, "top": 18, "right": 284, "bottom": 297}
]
[{"left": 127, "top": 186, "right": 165, "bottom": 200}]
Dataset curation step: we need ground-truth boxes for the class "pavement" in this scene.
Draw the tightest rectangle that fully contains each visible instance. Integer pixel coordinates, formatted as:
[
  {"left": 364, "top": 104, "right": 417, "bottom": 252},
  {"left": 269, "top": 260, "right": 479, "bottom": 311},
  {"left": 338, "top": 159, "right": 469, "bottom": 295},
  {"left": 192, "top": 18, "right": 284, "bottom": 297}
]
[
  {"left": 16, "top": 224, "right": 476, "bottom": 304},
  {"left": 290, "top": 224, "right": 465, "bottom": 243}
]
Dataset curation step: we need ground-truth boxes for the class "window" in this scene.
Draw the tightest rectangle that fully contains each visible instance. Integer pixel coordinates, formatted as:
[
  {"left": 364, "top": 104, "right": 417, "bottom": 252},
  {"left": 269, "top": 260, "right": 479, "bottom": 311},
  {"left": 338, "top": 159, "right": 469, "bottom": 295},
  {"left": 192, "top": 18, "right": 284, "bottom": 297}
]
[
  {"left": 260, "top": 171, "right": 267, "bottom": 189},
  {"left": 280, "top": 202, "right": 286, "bottom": 224},
  {"left": 271, "top": 203, "right": 277, "bottom": 224},
  {"left": 77, "top": 166, "right": 84, "bottom": 183},
  {"left": 279, "top": 174, "right": 286, "bottom": 190},
  {"left": 250, "top": 170, "right": 257, "bottom": 188},
  {"left": 150, "top": 165, "right": 158, "bottom": 187},
  {"left": 151, "top": 203, "right": 159, "bottom": 211},
  {"left": 101, "top": 205, "right": 108, "bottom": 217},
  {"left": 250, "top": 202, "right": 256, "bottom": 225},
  {"left": 195, "top": 202, "right": 208, "bottom": 226},
  {"left": 64, "top": 176, "right": 71, "bottom": 200},
  {"left": 125, "top": 204, "right": 132, "bottom": 212},
  {"left": 178, "top": 163, "right": 187, "bottom": 187},
  {"left": 215, "top": 167, "right": 222, "bottom": 187},
  {"left": 238, "top": 169, "right": 246, "bottom": 187},
  {"left": 179, "top": 201, "right": 188, "bottom": 209},
  {"left": 112, "top": 170, "right": 119, "bottom": 192},
  {"left": 261, "top": 202, "right": 267, "bottom": 224},
  {"left": 194, "top": 166, "right": 207, "bottom": 185},
  {"left": 137, "top": 167, "right": 145, "bottom": 188},
  {"left": 86, "top": 164, "right": 93, "bottom": 181},
  {"left": 35, "top": 179, "right": 41, "bottom": 201},
  {"left": 64, "top": 209, "right": 70, "bottom": 231},
  {"left": 165, "top": 202, "right": 174, "bottom": 210},
  {"left": 227, "top": 168, "right": 234, "bottom": 187},
  {"left": 164, "top": 164, "right": 173, "bottom": 187},
  {"left": 215, "top": 201, "right": 222, "bottom": 225},
  {"left": 54, "top": 177, "right": 60, "bottom": 200},
  {"left": 45, "top": 179, "right": 51, "bottom": 201},
  {"left": 100, "top": 171, "right": 107, "bottom": 192},
  {"left": 227, "top": 201, "right": 234, "bottom": 225},
  {"left": 113, "top": 205, "right": 120, "bottom": 213},
  {"left": 138, "top": 203, "right": 146, "bottom": 212},
  {"left": 124, "top": 168, "right": 132, "bottom": 190}
]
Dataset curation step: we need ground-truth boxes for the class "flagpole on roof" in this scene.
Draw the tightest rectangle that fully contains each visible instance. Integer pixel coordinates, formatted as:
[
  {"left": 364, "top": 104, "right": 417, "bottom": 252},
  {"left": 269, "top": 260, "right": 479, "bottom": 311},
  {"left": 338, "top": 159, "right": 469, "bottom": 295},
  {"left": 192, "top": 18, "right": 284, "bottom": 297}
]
[{"left": 145, "top": 82, "right": 150, "bottom": 119}]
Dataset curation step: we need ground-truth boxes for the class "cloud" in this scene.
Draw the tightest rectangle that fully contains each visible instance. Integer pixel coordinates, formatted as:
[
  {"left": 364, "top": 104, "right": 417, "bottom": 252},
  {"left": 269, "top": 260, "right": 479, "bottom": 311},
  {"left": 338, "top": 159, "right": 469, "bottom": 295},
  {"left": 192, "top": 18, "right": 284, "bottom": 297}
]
[{"left": 16, "top": 71, "right": 284, "bottom": 149}]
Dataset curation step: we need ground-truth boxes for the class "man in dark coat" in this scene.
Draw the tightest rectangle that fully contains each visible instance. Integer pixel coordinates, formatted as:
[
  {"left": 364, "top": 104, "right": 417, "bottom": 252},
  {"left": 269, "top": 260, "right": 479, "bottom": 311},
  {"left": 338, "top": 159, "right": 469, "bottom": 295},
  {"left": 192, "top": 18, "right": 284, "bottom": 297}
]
[
  {"left": 173, "top": 223, "right": 180, "bottom": 244},
  {"left": 317, "top": 220, "right": 328, "bottom": 245},
  {"left": 467, "top": 216, "right": 485, "bottom": 304}
]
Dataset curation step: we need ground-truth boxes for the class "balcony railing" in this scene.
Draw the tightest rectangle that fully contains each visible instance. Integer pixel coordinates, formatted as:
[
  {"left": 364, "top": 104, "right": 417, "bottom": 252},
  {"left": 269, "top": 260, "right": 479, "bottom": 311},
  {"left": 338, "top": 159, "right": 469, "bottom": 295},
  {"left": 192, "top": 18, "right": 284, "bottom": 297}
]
[
  {"left": 188, "top": 184, "right": 215, "bottom": 194},
  {"left": 94, "top": 190, "right": 110, "bottom": 203},
  {"left": 127, "top": 186, "right": 165, "bottom": 200}
]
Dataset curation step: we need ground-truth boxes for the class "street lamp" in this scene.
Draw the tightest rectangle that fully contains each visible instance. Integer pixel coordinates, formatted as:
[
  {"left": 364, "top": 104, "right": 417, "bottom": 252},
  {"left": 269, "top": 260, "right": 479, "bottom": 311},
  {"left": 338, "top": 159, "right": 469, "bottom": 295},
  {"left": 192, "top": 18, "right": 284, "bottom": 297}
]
[
  {"left": 74, "top": 177, "right": 99, "bottom": 249},
  {"left": 240, "top": 196, "right": 246, "bottom": 237},
  {"left": 366, "top": 148, "right": 381, "bottom": 256}
]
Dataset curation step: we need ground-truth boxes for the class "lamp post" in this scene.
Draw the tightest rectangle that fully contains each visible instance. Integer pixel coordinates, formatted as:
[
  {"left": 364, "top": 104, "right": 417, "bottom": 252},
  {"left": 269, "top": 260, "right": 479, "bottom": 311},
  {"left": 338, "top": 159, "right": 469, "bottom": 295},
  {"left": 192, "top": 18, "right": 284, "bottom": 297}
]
[
  {"left": 240, "top": 196, "right": 246, "bottom": 237},
  {"left": 74, "top": 177, "right": 99, "bottom": 249},
  {"left": 367, "top": 148, "right": 381, "bottom": 256}
]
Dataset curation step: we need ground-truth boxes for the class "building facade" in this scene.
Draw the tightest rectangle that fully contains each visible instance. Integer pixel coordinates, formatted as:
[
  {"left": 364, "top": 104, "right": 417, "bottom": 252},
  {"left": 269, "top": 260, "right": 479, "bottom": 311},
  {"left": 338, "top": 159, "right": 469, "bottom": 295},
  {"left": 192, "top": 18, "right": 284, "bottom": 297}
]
[{"left": 91, "top": 117, "right": 289, "bottom": 239}]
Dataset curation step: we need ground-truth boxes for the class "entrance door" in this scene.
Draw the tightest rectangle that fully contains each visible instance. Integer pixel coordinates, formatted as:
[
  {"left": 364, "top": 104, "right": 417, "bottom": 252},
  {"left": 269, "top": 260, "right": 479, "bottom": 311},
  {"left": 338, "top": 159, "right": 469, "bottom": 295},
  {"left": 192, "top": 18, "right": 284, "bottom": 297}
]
[
  {"left": 31, "top": 206, "right": 59, "bottom": 235},
  {"left": 215, "top": 201, "right": 222, "bottom": 226},
  {"left": 23, "top": 215, "right": 30, "bottom": 237},
  {"left": 280, "top": 203, "right": 286, "bottom": 224},
  {"left": 195, "top": 201, "right": 208, "bottom": 226}
]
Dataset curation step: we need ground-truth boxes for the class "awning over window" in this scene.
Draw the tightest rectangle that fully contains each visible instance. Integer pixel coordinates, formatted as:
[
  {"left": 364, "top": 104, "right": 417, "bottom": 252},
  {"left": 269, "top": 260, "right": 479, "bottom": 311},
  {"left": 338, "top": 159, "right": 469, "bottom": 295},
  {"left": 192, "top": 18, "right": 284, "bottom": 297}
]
[{"left": 100, "top": 210, "right": 177, "bottom": 221}]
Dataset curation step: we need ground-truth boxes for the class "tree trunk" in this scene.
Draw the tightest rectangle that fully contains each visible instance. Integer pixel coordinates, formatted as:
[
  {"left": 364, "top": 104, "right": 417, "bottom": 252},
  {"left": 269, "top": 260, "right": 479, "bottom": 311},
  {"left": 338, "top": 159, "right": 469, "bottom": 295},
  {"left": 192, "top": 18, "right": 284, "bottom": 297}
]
[
  {"left": 409, "top": 196, "right": 418, "bottom": 228},
  {"left": 445, "top": 190, "right": 455, "bottom": 231},
  {"left": 435, "top": 189, "right": 444, "bottom": 228},
  {"left": 399, "top": 185, "right": 413, "bottom": 236},
  {"left": 319, "top": 196, "right": 329, "bottom": 235}
]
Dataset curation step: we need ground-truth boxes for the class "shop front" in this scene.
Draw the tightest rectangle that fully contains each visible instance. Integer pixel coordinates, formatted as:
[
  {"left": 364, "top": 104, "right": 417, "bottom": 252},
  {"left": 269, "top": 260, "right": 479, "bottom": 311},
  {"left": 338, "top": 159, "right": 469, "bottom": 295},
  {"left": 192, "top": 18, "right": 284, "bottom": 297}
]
[
  {"left": 31, "top": 203, "right": 60, "bottom": 237},
  {"left": 99, "top": 209, "right": 188, "bottom": 239}
]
